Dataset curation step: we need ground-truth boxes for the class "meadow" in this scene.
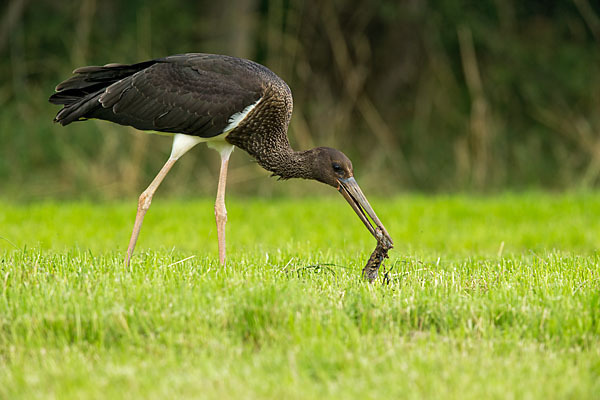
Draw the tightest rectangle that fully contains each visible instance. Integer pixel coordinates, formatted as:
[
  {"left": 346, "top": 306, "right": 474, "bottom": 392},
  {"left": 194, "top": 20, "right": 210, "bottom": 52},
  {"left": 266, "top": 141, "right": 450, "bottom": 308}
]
[{"left": 0, "top": 193, "right": 599, "bottom": 399}]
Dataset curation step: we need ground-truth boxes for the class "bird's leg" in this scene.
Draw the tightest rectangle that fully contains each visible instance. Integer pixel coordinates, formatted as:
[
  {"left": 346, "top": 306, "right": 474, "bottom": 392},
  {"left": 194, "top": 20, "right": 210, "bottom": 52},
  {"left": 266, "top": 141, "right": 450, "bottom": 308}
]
[
  {"left": 125, "top": 158, "right": 177, "bottom": 266},
  {"left": 215, "top": 150, "right": 232, "bottom": 266}
]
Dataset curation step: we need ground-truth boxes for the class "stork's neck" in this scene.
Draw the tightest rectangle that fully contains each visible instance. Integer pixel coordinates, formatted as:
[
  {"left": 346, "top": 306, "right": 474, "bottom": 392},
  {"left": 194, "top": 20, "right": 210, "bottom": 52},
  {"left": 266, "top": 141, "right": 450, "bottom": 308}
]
[
  {"left": 224, "top": 121, "right": 321, "bottom": 181},
  {"left": 240, "top": 137, "right": 317, "bottom": 180},
  {"left": 269, "top": 148, "right": 318, "bottom": 180}
]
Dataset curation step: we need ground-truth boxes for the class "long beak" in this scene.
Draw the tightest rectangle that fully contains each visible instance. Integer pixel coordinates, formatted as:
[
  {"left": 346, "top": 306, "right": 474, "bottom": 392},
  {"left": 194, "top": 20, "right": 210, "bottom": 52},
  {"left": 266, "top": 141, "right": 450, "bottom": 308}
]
[{"left": 338, "top": 177, "right": 393, "bottom": 249}]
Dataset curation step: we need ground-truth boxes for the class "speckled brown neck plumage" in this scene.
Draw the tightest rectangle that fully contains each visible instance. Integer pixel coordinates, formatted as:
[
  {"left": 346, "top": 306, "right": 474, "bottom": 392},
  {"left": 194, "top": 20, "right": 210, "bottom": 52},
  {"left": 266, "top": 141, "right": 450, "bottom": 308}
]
[{"left": 225, "top": 79, "right": 317, "bottom": 181}]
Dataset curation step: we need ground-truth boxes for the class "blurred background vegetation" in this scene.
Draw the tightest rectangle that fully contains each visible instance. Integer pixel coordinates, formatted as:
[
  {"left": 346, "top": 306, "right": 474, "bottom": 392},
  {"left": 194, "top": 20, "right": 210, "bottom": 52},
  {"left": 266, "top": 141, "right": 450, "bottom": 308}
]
[{"left": 1, "top": 0, "right": 599, "bottom": 199}]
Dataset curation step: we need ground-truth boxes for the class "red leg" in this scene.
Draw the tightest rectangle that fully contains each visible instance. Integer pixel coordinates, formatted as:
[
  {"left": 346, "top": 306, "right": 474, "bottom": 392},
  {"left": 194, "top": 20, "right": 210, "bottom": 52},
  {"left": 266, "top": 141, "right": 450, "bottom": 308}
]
[
  {"left": 125, "top": 158, "right": 177, "bottom": 266},
  {"left": 214, "top": 150, "right": 231, "bottom": 265}
]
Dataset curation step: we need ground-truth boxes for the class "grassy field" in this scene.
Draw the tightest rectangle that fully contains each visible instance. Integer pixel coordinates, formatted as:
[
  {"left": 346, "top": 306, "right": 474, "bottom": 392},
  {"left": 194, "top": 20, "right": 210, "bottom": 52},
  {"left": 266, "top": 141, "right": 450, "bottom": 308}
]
[{"left": 1, "top": 193, "right": 599, "bottom": 399}]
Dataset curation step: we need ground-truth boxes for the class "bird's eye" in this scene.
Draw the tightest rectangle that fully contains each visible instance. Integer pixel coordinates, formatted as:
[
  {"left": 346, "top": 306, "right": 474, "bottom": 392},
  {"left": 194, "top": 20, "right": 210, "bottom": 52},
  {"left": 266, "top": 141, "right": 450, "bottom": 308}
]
[{"left": 332, "top": 163, "right": 343, "bottom": 174}]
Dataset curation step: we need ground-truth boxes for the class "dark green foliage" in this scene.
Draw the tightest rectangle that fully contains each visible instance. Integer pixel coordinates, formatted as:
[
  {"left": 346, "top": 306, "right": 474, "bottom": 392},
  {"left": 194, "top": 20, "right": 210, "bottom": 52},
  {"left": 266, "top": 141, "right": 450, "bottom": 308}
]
[{"left": 1, "top": 0, "right": 599, "bottom": 196}]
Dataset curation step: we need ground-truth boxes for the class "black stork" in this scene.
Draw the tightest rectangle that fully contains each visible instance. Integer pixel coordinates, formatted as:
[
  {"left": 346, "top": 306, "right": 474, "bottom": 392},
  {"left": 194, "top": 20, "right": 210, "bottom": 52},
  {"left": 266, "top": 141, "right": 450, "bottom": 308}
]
[{"left": 49, "top": 53, "right": 393, "bottom": 266}]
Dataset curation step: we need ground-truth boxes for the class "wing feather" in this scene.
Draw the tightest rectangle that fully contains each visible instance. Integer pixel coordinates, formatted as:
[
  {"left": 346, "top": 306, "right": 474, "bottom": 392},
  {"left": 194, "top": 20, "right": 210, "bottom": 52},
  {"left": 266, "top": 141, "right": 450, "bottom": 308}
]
[{"left": 54, "top": 54, "right": 265, "bottom": 138}]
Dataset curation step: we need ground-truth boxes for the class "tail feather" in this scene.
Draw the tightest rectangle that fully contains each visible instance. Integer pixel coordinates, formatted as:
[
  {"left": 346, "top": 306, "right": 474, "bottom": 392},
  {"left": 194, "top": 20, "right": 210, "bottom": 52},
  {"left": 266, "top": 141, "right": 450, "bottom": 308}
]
[{"left": 49, "top": 60, "right": 159, "bottom": 125}]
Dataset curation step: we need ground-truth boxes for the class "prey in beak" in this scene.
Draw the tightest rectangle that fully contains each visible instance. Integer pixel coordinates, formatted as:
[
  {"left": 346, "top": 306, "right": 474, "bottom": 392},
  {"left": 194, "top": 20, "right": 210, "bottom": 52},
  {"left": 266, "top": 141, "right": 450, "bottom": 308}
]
[{"left": 338, "top": 177, "right": 393, "bottom": 250}]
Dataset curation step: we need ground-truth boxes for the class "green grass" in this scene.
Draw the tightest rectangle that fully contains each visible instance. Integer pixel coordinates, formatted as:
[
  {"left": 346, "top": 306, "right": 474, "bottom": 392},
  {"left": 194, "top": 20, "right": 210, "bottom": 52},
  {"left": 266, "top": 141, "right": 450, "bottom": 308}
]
[{"left": 1, "top": 193, "right": 599, "bottom": 399}]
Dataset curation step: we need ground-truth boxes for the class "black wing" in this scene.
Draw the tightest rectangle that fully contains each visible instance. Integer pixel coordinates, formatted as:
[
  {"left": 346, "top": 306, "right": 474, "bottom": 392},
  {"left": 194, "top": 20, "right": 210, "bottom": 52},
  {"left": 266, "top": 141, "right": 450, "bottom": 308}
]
[{"left": 50, "top": 54, "right": 265, "bottom": 138}]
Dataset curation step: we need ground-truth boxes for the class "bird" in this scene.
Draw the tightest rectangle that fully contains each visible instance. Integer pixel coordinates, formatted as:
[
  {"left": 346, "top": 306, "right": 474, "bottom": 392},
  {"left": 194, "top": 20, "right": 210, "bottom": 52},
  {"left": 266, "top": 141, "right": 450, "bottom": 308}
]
[{"left": 49, "top": 53, "right": 393, "bottom": 266}]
